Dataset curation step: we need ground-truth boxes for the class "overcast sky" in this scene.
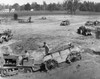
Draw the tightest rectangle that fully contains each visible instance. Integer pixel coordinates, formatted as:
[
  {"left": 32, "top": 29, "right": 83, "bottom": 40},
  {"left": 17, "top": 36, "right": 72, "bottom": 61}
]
[{"left": 0, "top": 0, "right": 100, "bottom": 5}]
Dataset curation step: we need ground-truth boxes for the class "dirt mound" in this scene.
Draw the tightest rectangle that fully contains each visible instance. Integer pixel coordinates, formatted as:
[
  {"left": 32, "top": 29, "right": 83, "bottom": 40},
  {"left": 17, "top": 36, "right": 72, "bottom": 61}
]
[{"left": 10, "top": 37, "right": 42, "bottom": 54}]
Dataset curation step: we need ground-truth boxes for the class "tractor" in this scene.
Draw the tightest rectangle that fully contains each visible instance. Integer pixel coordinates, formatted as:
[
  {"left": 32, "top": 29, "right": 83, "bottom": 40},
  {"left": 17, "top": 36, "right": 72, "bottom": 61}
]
[
  {"left": 60, "top": 20, "right": 70, "bottom": 26},
  {"left": 85, "top": 20, "right": 100, "bottom": 26},
  {"left": 0, "top": 54, "right": 19, "bottom": 77},
  {"left": 0, "top": 29, "right": 13, "bottom": 44},
  {"left": 77, "top": 26, "right": 92, "bottom": 36},
  {"left": 0, "top": 54, "right": 34, "bottom": 77},
  {"left": 94, "top": 20, "right": 100, "bottom": 26},
  {"left": 85, "top": 21, "right": 94, "bottom": 26}
]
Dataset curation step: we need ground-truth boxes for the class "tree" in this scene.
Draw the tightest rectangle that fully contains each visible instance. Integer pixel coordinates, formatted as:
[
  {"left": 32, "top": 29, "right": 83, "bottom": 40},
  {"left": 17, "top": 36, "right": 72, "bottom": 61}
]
[
  {"left": 73, "top": 0, "right": 80, "bottom": 14},
  {"left": 79, "top": 1, "right": 95, "bottom": 12},
  {"left": 64, "top": 0, "right": 80, "bottom": 14},
  {"left": 94, "top": 3, "right": 100, "bottom": 12},
  {"left": 24, "top": 3, "right": 31, "bottom": 11},
  {"left": 79, "top": 3, "right": 87, "bottom": 11},
  {"left": 47, "top": 3, "right": 59, "bottom": 11},
  {"left": 43, "top": 1, "right": 47, "bottom": 10},
  {"left": 31, "top": 2, "right": 41, "bottom": 10},
  {"left": 20, "top": 5, "right": 25, "bottom": 10},
  {"left": 56, "top": 3, "right": 63, "bottom": 10},
  {"left": 12, "top": 3, "right": 20, "bottom": 11}
]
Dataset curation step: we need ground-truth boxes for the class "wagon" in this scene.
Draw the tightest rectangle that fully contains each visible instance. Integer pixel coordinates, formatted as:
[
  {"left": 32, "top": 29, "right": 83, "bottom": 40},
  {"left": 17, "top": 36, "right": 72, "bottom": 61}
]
[
  {"left": 42, "top": 44, "right": 82, "bottom": 70},
  {"left": 18, "top": 19, "right": 33, "bottom": 23}
]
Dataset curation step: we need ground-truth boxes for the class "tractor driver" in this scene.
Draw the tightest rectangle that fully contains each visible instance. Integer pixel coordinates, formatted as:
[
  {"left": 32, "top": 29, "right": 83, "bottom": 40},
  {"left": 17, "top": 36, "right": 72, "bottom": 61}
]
[
  {"left": 21, "top": 50, "right": 29, "bottom": 65},
  {"left": 28, "top": 16, "right": 31, "bottom": 22}
]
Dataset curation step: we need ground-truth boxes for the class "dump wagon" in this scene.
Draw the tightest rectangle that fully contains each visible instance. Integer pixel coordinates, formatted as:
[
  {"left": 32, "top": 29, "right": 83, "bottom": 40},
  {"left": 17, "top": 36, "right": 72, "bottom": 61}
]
[{"left": 42, "top": 44, "right": 81, "bottom": 70}]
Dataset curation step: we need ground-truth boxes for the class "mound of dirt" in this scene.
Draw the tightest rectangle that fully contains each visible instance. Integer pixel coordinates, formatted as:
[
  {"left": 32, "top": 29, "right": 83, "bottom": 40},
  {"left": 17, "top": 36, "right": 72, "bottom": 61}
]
[
  {"left": 10, "top": 33, "right": 67, "bottom": 54},
  {"left": 10, "top": 37, "right": 42, "bottom": 54}
]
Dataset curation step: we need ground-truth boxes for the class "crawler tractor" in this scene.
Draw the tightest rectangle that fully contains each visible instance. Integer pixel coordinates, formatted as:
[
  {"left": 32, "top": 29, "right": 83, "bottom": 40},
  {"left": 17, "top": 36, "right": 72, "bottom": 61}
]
[
  {"left": 0, "top": 54, "right": 34, "bottom": 77},
  {"left": 0, "top": 43, "right": 82, "bottom": 77}
]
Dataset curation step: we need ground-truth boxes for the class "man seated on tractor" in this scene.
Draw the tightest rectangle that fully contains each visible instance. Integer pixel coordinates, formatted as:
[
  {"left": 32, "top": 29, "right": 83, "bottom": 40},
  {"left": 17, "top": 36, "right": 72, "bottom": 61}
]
[
  {"left": 20, "top": 50, "right": 30, "bottom": 65},
  {"left": 28, "top": 16, "right": 32, "bottom": 22}
]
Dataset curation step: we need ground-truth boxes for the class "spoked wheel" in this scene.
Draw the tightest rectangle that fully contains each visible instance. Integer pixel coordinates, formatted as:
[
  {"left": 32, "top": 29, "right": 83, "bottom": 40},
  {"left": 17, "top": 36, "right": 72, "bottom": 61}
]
[
  {"left": 66, "top": 52, "right": 82, "bottom": 64},
  {"left": 75, "top": 53, "right": 82, "bottom": 60},
  {"left": 66, "top": 54, "right": 72, "bottom": 64},
  {"left": 44, "top": 59, "right": 59, "bottom": 71}
]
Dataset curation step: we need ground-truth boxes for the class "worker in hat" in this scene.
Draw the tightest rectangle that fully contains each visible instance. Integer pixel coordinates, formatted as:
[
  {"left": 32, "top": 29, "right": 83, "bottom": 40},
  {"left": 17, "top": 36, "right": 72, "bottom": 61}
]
[{"left": 41, "top": 42, "right": 49, "bottom": 55}]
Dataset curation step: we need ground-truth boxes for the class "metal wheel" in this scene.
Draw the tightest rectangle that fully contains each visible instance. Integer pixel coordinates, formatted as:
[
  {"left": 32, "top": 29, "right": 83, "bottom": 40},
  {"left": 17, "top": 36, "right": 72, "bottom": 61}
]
[
  {"left": 66, "top": 54, "right": 72, "bottom": 64},
  {"left": 44, "top": 59, "right": 58, "bottom": 71},
  {"left": 66, "top": 52, "right": 82, "bottom": 63}
]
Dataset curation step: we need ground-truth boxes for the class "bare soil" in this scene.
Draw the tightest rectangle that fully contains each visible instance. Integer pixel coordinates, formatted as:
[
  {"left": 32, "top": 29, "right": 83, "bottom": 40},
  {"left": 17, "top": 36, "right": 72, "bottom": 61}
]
[{"left": 0, "top": 15, "right": 100, "bottom": 79}]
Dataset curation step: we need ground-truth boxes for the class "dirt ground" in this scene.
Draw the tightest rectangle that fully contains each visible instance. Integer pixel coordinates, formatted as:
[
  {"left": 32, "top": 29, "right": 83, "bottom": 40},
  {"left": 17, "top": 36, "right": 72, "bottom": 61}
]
[{"left": 1, "top": 15, "right": 100, "bottom": 79}]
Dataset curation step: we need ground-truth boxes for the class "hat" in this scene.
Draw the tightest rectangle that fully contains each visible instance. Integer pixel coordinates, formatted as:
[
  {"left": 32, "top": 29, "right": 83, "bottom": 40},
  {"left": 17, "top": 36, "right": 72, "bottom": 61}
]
[{"left": 44, "top": 42, "right": 46, "bottom": 44}]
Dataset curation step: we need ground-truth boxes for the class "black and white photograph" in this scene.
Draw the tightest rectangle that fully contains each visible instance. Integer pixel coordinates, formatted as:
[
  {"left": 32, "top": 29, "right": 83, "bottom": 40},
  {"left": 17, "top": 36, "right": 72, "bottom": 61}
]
[{"left": 0, "top": 0, "right": 100, "bottom": 79}]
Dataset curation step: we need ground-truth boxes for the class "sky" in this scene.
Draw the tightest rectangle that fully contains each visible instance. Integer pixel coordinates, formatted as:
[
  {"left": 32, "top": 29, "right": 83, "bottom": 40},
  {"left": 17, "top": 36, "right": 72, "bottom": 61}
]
[{"left": 0, "top": 0, "right": 100, "bottom": 5}]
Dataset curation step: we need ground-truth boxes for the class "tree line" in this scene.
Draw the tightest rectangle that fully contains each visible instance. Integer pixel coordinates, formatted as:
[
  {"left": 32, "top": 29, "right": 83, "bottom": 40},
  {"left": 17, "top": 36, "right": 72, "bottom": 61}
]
[{"left": 0, "top": 0, "right": 100, "bottom": 14}]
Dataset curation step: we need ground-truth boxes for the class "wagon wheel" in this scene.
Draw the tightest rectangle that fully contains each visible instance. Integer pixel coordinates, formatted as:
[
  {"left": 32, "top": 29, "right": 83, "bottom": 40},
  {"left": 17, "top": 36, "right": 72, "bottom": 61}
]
[
  {"left": 44, "top": 59, "right": 58, "bottom": 71},
  {"left": 4, "top": 37, "right": 9, "bottom": 42},
  {"left": 82, "top": 30, "right": 86, "bottom": 36},
  {"left": 77, "top": 29, "right": 81, "bottom": 34},
  {"left": 66, "top": 52, "right": 82, "bottom": 63},
  {"left": 66, "top": 54, "right": 72, "bottom": 64},
  {"left": 76, "top": 53, "right": 82, "bottom": 60}
]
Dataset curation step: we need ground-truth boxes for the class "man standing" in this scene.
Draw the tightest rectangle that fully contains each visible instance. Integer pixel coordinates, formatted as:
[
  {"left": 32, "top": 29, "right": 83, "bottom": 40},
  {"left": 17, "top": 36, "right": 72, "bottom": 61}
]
[{"left": 42, "top": 42, "right": 49, "bottom": 55}]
